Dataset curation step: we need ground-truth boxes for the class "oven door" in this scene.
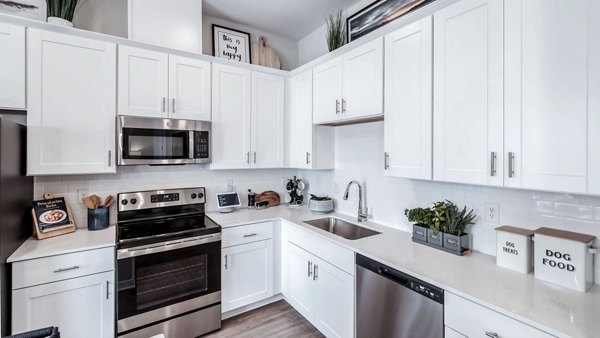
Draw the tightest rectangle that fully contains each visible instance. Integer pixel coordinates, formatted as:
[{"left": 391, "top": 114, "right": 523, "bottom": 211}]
[
  {"left": 117, "top": 116, "right": 195, "bottom": 165},
  {"left": 116, "top": 234, "right": 221, "bottom": 334}
]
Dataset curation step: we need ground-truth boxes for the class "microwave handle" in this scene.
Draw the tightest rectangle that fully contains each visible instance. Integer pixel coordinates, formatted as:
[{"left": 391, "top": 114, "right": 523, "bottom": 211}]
[{"left": 189, "top": 132, "right": 195, "bottom": 159}]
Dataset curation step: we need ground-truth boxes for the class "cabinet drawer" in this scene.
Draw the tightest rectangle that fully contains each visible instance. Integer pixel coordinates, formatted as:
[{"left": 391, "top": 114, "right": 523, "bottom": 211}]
[
  {"left": 445, "top": 292, "right": 555, "bottom": 338},
  {"left": 12, "top": 247, "right": 115, "bottom": 290},
  {"left": 222, "top": 221, "right": 274, "bottom": 248},
  {"left": 286, "top": 222, "right": 354, "bottom": 275}
]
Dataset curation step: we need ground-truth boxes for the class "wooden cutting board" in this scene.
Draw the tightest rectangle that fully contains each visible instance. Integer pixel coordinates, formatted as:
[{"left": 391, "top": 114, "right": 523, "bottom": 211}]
[{"left": 251, "top": 37, "right": 281, "bottom": 70}]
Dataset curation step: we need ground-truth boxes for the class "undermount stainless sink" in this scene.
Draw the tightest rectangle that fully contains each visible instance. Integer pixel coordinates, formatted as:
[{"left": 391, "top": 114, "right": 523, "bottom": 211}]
[{"left": 303, "top": 217, "right": 381, "bottom": 240}]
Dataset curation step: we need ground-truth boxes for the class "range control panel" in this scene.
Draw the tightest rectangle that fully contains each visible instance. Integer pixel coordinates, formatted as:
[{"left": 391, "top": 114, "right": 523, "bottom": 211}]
[
  {"left": 151, "top": 193, "right": 180, "bottom": 203},
  {"left": 118, "top": 187, "right": 206, "bottom": 212}
]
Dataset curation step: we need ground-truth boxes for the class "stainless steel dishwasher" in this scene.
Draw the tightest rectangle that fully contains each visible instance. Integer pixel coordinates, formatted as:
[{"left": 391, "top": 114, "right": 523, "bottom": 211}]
[{"left": 356, "top": 254, "right": 444, "bottom": 338}]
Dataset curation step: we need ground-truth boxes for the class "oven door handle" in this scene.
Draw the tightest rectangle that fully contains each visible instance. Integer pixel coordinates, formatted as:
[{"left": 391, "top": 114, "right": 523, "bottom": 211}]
[{"left": 117, "top": 233, "right": 221, "bottom": 259}]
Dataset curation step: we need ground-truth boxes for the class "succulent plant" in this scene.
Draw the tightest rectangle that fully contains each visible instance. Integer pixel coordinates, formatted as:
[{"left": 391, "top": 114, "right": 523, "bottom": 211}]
[{"left": 444, "top": 201, "right": 476, "bottom": 236}]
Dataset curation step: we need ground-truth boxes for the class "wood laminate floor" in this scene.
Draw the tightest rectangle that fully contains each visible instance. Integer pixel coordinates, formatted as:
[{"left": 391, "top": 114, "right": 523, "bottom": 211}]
[{"left": 204, "top": 300, "right": 324, "bottom": 338}]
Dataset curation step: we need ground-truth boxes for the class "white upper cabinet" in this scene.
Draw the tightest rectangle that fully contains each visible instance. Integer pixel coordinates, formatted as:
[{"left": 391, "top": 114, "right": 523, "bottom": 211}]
[
  {"left": 384, "top": 16, "right": 433, "bottom": 180},
  {"left": 27, "top": 29, "right": 117, "bottom": 175},
  {"left": 505, "top": 0, "right": 600, "bottom": 194},
  {"left": 341, "top": 37, "right": 384, "bottom": 120},
  {"left": 211, "top": 63, "right": 252, "bottom": 169},
  {"left": 252, "top": 71, "right": 284, "bottom": 168},
  {"left": 313, "top": 37, "right": 384, "bottom": 125},
  {"left": 118, "top": 46, "right": 211, "bottom": 120},
  {"left": 118, "top": 46, "right": 168, "bottom": 118},
  {"left": 128, "top": 0, "right": 202, "bottom": 53},
  {"left": 313, "top": 57, "right": 343, "bottom": 124},
  {"left": 169, "top": 55, "right": 211, "bottom": 121},
  {"left": 433, "top": 0, "right": 504, "bottom": 186},
  {"left": 0, "top": 23, "right": 25, "bottom": 110}
]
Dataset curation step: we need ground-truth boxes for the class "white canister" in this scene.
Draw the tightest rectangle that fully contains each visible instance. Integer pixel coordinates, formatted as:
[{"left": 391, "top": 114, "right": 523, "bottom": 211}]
[
  {"left": 533, "top": 227, "right": 596, "bottom": 292},
  {"left": 495, "top": 226, "right": 534, "bottom": 274}
]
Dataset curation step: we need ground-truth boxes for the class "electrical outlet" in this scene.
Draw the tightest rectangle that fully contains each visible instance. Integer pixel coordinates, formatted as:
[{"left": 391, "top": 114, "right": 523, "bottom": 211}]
[
  {"left": 77, "top": 189, "right": 89, "bottom": 204},
  {"left": 485, "top": 203, "right": 499, "bottom": 224}
]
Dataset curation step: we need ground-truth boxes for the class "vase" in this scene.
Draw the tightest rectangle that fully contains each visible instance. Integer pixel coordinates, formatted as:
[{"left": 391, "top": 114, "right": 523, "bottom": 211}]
[{"left": 47, "top": 17, "right": 73, "bottom": 27}]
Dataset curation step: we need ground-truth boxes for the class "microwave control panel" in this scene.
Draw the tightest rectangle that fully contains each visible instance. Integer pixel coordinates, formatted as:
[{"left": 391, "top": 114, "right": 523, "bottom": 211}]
[{"left": 194, "top": 131, "right": 210, "bottom": 159}]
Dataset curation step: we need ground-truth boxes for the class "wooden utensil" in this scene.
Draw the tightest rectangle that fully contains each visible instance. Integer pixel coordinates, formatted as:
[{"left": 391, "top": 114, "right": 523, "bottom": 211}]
[
  {"left": 104, "top": 195, "right": 114, "bottom": 208},
  {"left": 91, "top": 195, "right": 101, "bottom": 209},
  {"left": 82, "top": 196, "right": 96, "bottom": 210}
]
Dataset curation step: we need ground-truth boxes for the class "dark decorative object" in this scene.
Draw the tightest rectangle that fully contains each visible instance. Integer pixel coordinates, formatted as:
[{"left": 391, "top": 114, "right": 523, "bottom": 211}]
[
  {"left": 212, "top": 24, "right": 251, "bottom": 63},
  {"left": 347, "top": 0, "right": 435, "bottom": 42},
  {"left": 47, "top": 0, "right": 78, "bottom": 21},
  {"left": 0, "top": 0, "right": 45, "bottom": 20}
]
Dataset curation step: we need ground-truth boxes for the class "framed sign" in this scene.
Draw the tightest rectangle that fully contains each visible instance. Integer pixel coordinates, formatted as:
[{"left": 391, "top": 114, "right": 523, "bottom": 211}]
[
  {"left": 212, "top": 24, "right": 251, "bottom": 63},
  {"left": 347, "top": 0, "right": 434, "bottom": 42}
]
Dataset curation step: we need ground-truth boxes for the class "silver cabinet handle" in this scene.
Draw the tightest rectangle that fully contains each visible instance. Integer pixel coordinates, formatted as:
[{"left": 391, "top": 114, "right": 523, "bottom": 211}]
[
  {"left": 306, "top": 152, "right": 311, "bottom": 164},
  {"left": 342, "top": 98, "right": 347, "bottom": 114},
  {"left": 106, "top": 280, "right": 110, "bottom": 299},
  {"left": 172, "top": 98, "right": 175, "bottom": 114},
  {"left": 490, "top": 152, "right": 497, "bottom": 176},
  {"left": 246, "top": 151, "right": 250, "bottom": 164},
  {"left": 54, "top": 265, "right": 80, "bottom": 273},
  {"left": 108, "top": 150, "right": 112, "bottom": 167},
  {"left": 508, "top": 152, "right": 515, "bottom": 178},
  {"left": 308, "top": 261, "right": 312, "bottom": 277},
  {"left": 384, "top": 152, "right": 390, "bottom": 170},
  {"left": 243, "top": 233, "right": 257, "bottom": 238},
  {"left": 253, "top": 151, "right": 257, "bottom": 164},
  {"left": 313, "top": 264, "right": 318, "bottom": 281},
  {"left": 162, "top": 97, "right": 166, "bottom": 113},
  {"left": 224, "top": 254, "right": 228, "bottom": 270},
  {"left": 485, "top": 332, "right": 499, "bottom": 338},
  {"left": 335, "top": 99, "right": 340, "bottom": 114}
]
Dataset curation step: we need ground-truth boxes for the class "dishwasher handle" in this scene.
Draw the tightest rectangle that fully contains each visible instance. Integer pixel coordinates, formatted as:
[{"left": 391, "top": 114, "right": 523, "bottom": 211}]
[{"left": 378, "top": 267, "right": 408, "bottom": 285}]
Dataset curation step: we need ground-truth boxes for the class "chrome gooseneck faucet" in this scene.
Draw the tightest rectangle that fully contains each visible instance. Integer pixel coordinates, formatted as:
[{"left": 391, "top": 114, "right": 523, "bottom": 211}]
[{"left": 343, "top": 180, "right": 367, "bottom": 222}]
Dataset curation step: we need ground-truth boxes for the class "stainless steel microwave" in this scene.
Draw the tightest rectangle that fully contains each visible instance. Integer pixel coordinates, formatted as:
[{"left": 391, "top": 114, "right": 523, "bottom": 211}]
[{"left": 117, "top": 116, "right": 210, "bottom": 165}]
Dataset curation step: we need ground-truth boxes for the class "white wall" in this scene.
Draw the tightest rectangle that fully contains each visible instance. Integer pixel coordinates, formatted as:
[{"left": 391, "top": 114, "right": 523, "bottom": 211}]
[
  {"left": 203, "top": 15, "right": 299, "bottom": 70},
  {"left": 299, "top": 122, "right": 600, "bottom": 282},
  {"left": 34, "top": 166, "right": 296, "bottom": 227}
]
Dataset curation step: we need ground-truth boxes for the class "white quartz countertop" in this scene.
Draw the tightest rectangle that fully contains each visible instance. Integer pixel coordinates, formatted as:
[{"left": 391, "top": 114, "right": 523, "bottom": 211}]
[
  {"left": 7, "top": 226, "right": 116, "bottom": 263},
  {"left": 208, "top": 205, "right": 600, "bottom": 338}
]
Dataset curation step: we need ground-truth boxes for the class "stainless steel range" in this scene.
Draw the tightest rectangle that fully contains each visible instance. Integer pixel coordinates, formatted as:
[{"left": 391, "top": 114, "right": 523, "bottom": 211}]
[{"left": 116, "top": 187, "right": 221, "bottom": 338}]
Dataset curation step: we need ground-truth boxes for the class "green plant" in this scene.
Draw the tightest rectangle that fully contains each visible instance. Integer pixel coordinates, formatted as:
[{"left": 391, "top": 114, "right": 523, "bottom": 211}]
[
  {"left": 430, "top": 201, "right": 448, "bottom": 235},
  {"left": 444, "top": 201, "right": 476, "bottom": 236},
  {"left": 404, "top": 207, "right": 432, "bottom": 227},
  {"left": 47, "top": 0, "right": 79, "bottom": 21},
  {"left": 325, "top": 10, "right": 346, "bottom": 52},
  {"left": 310, "top": 194, "right": 332, "bottom": 201}
]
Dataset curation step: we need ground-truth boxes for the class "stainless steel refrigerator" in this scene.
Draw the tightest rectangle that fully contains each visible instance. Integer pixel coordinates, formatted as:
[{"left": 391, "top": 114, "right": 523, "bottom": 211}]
[{"left": 0, "top": 116, "right": 33, "bottom": 336}]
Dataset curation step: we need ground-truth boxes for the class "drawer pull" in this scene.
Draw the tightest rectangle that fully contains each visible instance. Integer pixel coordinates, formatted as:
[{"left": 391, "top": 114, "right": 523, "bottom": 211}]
[
  {"left": 485, "top": 332, "right": 499, "bottom": 338},
  {"left": 243, "top": 233, "right": 258, "bottom": 238},
  {"left": 53, "top": 265, "right": 80, "bottom": 273}
]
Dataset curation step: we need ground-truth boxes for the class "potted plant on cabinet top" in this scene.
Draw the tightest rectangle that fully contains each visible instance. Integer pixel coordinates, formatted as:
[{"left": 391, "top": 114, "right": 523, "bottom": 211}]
[
  {"left": 309, "top": 194, "right": 334, "bottom": 214},
  {"left": 47, "top": 0, "right": 79, "bottom": 27},
  {"left": 405, "top": 200, "right": 476, "bottom": 256}
]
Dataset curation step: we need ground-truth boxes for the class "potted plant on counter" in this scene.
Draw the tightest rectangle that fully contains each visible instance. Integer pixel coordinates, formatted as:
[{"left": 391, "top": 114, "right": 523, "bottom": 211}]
[
  {"left": 404, "top": 207, "right": 432, "bottom": 243},
  {"left": 405, "top": 200, "right": 476, "bottom": 256},
  {"left": 309, "top": 194, "right": 334, "bottom": 214}
]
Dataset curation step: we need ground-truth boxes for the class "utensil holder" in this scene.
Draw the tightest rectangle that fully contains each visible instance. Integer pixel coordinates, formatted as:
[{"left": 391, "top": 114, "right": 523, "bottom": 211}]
[{"left": 87, "top": 208, "right": 109, "bottom": 231}]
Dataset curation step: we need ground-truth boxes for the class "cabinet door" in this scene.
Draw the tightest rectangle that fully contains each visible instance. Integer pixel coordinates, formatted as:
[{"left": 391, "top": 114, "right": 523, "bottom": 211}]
[
  {"left": 118, "top": 45, "right": 168, "bottom": 118},
  {"left": 313, "top": 258, "right": 354, "bottom": 338},
  {"left": 313, "top": 57, "right": 343, "bottom": 124},
  {"left": 129, "top": 0, "right": 202, "bottom": 53},
  {"left": 433, "top": 0, "right": 504, "bottom": 186},
  {"left": 384, "top": 16, "right": 433, "bottom": 180},
  {"left": 289, "top": 70, "right": 314, "bottom": 169},
  {"left": 211, "top": 63, "right": 252, "bottom": 169},
  {"left": 505, "top": 0, "right": 596, "bottom": 194},
  {"left": 12, "top": 271, "right": 114, "bottom": 338},
  {"left": 251, "top": 72, "right": 284, "bottom": 168},
  {"left": 342, "top": 37, "right": 384, "bottom": 120},
  {"left": 27, "top": 29, "right": 117, "bottom": 175},
  {"left": 0, "top": 23, "right": 25, "bottom": 110},
  {"left": 222, "top": 240, "right": 273, "bottom": 312},
  {"left": 168, "top": 55, "right": 211, "bottom": 121},
  {"left": 286, "top": 243, "right": 315, "bottom": 321}
]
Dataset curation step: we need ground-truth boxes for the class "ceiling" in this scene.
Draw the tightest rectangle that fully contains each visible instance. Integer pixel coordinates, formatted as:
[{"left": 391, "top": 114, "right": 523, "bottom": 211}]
[{"left": 203, "top": 0, "right": 362, "bottom": 40}]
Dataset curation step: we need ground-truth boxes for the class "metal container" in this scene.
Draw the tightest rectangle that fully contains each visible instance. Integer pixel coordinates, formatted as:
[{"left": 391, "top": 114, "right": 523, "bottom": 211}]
[
  {"left": 442, "top": 233, "right": 469, "bottom": 253},
  {"left": 87, "top": 208, "right": 109, "bottom": 231},
  {"left": 427, "top": 229, "right": 443, "bottom": 247},
  {"left": 412, "top": 224, "right": 428, "bottom": 242},
  {"left": 495, "top": 226, "right": 534, "bottom": 274}
]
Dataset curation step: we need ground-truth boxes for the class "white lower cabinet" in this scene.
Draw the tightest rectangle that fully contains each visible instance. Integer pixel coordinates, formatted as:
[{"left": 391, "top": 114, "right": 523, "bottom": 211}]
[
  {"left": 222, "top": 239, "right": 274, "bottom": 312},
  {"left": 12, "top": 247, "right": 115, "bottom": 337},
  {"left": 286, "top": 242, "right": 353, "bottom": 338},
  {"left": 221, "top": 221, "right": 276, "bottom": 313},
  {"left": 445, "top": 292, "right": 554, "bottom": 338}
]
